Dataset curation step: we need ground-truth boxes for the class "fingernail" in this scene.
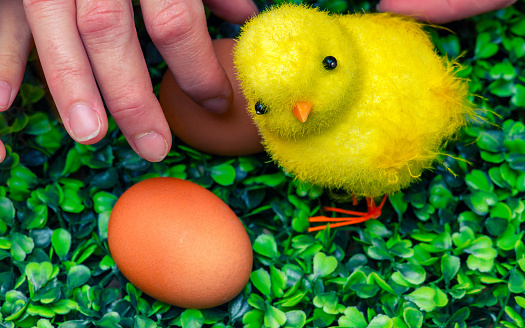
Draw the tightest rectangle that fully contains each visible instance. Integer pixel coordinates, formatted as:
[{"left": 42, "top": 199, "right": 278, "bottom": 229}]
[
  {"left": 0, "top": 81, "right": 13, "bottom": 110},
  {"left": 134, "top": 131, "right": 169, "bottom": 162},
  {"left": 200, "top": 97, "right": 230, "bottom": 113},
  {"left": 68, "top": 103, "right": 101, "bottom": 141}
]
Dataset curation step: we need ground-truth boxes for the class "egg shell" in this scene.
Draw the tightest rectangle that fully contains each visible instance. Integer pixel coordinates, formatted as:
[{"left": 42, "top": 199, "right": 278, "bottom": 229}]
[
  {"left": 159, "top": 38, "right": 263, "bottom": 156},
  {"left": 108, "top": 177, "right": 253, "bottom": 309}
]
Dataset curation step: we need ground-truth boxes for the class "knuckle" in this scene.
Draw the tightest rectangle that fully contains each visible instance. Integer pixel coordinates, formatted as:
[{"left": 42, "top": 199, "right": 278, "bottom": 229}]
[
  {"left": 147, "top": 2, "right": 196, "bottom": 46},
  {"left": 106, "top": 93, "right": 150, "bottom": 121},
  {"left": 0, "top": 53, "right": 25, "bottom": 80},
  {"left": 46, "top": 58, "right": 85, "bottom": 87},
  {"left": 77, "top": 1, "right": 129, "bottom": 38}
]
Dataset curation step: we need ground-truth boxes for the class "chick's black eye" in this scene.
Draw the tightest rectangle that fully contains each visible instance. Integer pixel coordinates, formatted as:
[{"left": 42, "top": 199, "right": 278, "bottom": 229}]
[
  {"left": 323, "top": 56, "right": 337, "bottom": 70},
  {"left": 255, "top": 101, "right": 269, "bottom": 115}
]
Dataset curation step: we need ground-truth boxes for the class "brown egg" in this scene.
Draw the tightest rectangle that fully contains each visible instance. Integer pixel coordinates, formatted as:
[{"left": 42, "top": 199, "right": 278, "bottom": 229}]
[
  {"left": 108, "top": 177, "right": 253, "bottom": 309},
  {"left": 159, "top": 38, "right": 263, "bottom": 156}
]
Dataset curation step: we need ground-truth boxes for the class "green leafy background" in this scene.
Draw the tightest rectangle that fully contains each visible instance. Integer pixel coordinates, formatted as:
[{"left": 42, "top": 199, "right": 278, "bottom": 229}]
[{"left": 1, "top": 0, "right": 525, "bottom": 327}]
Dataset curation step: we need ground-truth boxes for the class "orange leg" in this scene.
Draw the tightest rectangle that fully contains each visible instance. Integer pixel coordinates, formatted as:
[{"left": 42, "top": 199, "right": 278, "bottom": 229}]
[{"left": 308, "top": 195, "right": 388, "bottom": 232}]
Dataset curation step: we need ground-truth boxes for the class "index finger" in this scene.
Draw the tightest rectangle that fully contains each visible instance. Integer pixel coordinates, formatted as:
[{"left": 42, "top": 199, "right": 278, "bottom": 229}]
[{"left": 141, "top": 0, "right": 233, "bottom": 113}]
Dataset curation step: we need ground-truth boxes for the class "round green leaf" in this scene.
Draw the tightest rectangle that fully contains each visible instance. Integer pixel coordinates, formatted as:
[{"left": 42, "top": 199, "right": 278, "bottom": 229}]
[
  {"left": 338, "top": 307, "right": 367, "bottom": 328},
  {"left": 403, "top": 307, "right": 423, "bottom": 328},
  {"left": 313, "top": 252, "right": 338, "bottom": 278},
  {"left": 284, "top": 310, "right": 306, "bottom": 328},
  {"left": 181, "top": 309, "right": 204, "bottom": 328},
  {"left": 52, "top": 228, "right": 72, "bottom": 260},
  {"left": 367, "top": 314, "right": 393, "bottom": 328},
  {"left": 0, "top": 197, "right": 15, "bottom": 227},
  {"left": 404, "top": 287, "right": 436, "bottom": 312},
  {"left": 25, "top": 261, "right": 54, "bottom": 292},
  {"left": 509, "top": 268, "right": 525, "bottom": 294},
  {"left": 210, "top": 163, "right": 236, "bottom": 186},
  {"left": 250, "top": 268, "right": 271, "bottom": 296},
  {"left": 441, "top": 254, "right": 460, "bottom": 284},
  {"left": 93, "top": 191, "right": 118, "bottom": 214},
  {"left": 253, "top": 234, "right": 280, "bottom": 259},
  {"left": 395, "top": 263, "right": 426, "bottom": 285},
  {"left": 67, "top": 265, "right": 91, "bottom": 289},
  {"left": 264, "top": 306, "right": 287, "bottom": 328}
]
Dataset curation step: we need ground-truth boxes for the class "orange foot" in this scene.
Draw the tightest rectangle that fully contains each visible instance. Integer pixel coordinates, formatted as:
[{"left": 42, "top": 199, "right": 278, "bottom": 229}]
[{"left": 308, "top": 195, "right": 388, "bottom": 232}]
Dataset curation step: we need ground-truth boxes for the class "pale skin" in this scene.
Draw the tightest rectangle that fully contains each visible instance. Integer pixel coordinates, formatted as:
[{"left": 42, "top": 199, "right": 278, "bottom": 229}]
[{"left": 0, "top": 0, "right": 517, "bottom": 163}]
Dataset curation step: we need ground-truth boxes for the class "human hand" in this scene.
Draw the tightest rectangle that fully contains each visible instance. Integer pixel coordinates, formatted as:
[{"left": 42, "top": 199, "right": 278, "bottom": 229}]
[
  {"left": 377, "top": 0, "right": 517, "bottom": 24},
  {"left": 0, "top": 0, "right": 33, "bottom": 162},
  {"left": 0, "top": 0, "right": 257, "bottom": 164}
]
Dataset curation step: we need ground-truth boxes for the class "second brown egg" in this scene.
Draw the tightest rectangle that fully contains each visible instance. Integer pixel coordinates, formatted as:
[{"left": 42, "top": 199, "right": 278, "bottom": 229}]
[{"left": 159, "top": 38, "right": 263, "bottom": 156}]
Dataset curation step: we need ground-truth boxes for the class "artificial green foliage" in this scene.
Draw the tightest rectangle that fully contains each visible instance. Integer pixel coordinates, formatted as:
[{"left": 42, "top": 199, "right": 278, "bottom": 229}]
[{"left": 1, "top": 1, "right": 525, "bottom": 327}]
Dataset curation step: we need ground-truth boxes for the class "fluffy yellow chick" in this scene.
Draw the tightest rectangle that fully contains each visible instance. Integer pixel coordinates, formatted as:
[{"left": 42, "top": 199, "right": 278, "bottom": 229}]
[{"left": 234, "top": 4, "right": 474, "bottom": 230}]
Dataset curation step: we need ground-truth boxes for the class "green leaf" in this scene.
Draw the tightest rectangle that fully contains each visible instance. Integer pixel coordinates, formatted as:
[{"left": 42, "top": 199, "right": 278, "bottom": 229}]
[
  {"left": 284, "top": 310, "right": 306, "bottom": 328},
  {"left": 367, "top": 238, "right": 392, "bottom": 260},
  {"left": 441, "top": 254, "right": 460, "bottom": 283},
  {"left": 476, "top": 131, "right": 505, "bottom": 152},
  {"left": 10, "top": 232, "right": 35, "bottom": 261},
  {"left": 37, "top": 319, "right": 54, "bottom": 328},
  {"left": 253, "top": 234, "right": 280, "bottom": 259},
  {"left": 20, "top": 83, "right": 45, "bottom": 106},
  {"left": 181, "top": 309, "right": 204, "bottom": 328},
  {"left": 395, "top": 263, "right": 426, "bottom": 285},
  {"left": 509, "top": 269, "right": 525, "bottom": 294},
  {"left": 264, "top": 306, "right": 287, "bottom": 328},
  {"left": 270, "top": 266, "right": 287, "bottom": 298},
  {"left": 313, "top": 252, "right": 338, "bottom": 279},
  {"left": 367, "top": 314, "right": 393, "bottom": 328},
  {"left": 0, "top": 197, "right": 15, "bottom": 226},
  {"left": 475, "top": 33, "right": 498, "bottom": 58},
  {"left": 210, "top": 163, "right": 236, "bottom": 186},
  {"left": 93, "top": 191, "right": 118, "bottom": 214},
  {"left": 25, "top": 262, "right": 54, "bottom": 292},
  {"left": 465, "top": 169, "right": 493, "bottom": 192},
  {"left": 133, "top": 315, "right": 157, "bottom": 328},
  {"left": 445, "top": 307, "right": 470, "bottom": 326},
  {"left": 338, "top": 307, "right": 367, "bottom": 328},
  {"left": 511, "top": 19, "right": 525, "bottom": 36},
  {"left": 389, "top": 193, "right": 407, "bottom": 218},
  {"left": 404, "top": 287, "right": 436, "bottom": 312},
  {"left": 94, "top": 312, "right": 121, "bottom": 328},
  {"left": 313, "top": 291, "right": 339, "bottom": 315},
  {"left": 511, "top": 84, "right": 525, "bottom": 107},
  {"left": 403, "top": 307, "right": 423, "bottom": 328},
  {"left": 25, "top": 113, "right": 52, "bottom": 135},
  {"left": 67, "top": 265, "right": 91, "bottom": 289},
  {"left": 250, "top": 268, "right": 271, "bottom": 296},
  {"left": 52, "top": 228, "right": 72, "bottom": 260},
  {"left": 505, "top": 306, "right": 525, "bottom": 327},
  {"left": 515, "top": 296, "right": 525, "bottom": 308}
]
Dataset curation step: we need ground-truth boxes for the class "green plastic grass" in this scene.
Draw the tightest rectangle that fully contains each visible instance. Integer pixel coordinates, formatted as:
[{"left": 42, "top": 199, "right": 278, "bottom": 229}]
[{"left": 1, "top": 1, "right": 524, "bottom": 327}]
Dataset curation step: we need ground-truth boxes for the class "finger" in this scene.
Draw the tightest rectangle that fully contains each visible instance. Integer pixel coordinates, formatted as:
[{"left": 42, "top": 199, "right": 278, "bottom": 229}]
[
  {"left": 76, "top": 0, "right": 172, "bottom": 162},
  {"left": 0, "top": 140, "right": 5, "bottom": 162},
  {"left": 141, "top": 0, "right": 233, "bottom": 113},
  {"left": 23, "top": 0, "right": 108, "bottom": 145},
  {"left": 204, "top": 0, "right": 258, "bottom": 24},
  {"left": 0, "top": 0, "right": 33, "bottom": 111},
  {"left": 377, "top": 0, "right": 517, "bottom": 24}
]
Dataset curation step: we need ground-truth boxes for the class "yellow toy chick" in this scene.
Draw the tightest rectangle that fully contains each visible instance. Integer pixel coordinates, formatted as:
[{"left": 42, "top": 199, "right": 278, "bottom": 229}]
[{"left": 233, "top": 4, "right": 474, "bottom": 231}]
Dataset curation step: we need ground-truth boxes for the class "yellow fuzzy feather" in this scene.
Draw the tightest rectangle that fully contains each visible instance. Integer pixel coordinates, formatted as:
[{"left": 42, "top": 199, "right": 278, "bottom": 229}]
[{"left": 233, "top": 4, "right": 475, "bottom": 198}]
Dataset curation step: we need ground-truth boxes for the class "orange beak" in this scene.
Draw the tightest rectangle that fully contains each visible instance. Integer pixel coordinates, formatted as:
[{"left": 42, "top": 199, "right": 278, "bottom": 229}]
[{"left": 293, "top": 101, "right": 313, "bottom": 123}]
